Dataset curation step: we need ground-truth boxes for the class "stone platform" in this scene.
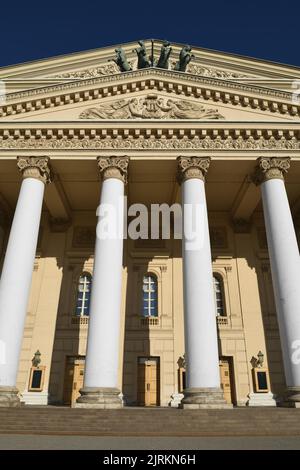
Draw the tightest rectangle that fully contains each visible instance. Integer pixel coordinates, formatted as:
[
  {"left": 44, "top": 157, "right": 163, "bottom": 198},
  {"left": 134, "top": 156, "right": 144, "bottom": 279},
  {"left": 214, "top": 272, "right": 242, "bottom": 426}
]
[{"left": 0, "top": 407, "right": 300, "bottom": 436}]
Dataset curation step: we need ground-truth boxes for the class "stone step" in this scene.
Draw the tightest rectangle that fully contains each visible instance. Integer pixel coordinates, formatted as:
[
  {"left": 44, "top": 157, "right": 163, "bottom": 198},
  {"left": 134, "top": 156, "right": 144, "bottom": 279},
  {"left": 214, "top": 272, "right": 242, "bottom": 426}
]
[{"left": 0, "top": 407, "right": 300, "bottom": 436}]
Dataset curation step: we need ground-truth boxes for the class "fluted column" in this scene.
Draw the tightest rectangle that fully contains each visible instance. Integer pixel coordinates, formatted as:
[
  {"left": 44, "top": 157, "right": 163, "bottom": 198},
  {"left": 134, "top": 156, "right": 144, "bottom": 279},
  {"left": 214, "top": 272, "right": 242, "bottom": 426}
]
[
  {"left": 177, "top": 157, "right": 228, "bottom": 409},
  {"left": 76, "top": 156, "right": 128, "bottom": 409},
  {"left": 253, "top": 157, "right": 300, "bottom": 407},
  {"left": 0, "top": 157, "right": 51, "bottom": 407}
]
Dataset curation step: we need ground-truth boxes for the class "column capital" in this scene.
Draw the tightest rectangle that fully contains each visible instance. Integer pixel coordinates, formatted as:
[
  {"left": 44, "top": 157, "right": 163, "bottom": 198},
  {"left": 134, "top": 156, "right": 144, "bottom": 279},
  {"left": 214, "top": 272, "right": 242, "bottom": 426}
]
[
  {"left": 252, "top": 157, "right": 291, "bottom": 186},
  {"left": 97, "top": 156, "right": 129, "bottom": 184},
  {"left": 17, "top": 157, "right": 51, "bottom": 184},
  {"left": 177, "top": 156, "right": 211, "bottom": 184}
]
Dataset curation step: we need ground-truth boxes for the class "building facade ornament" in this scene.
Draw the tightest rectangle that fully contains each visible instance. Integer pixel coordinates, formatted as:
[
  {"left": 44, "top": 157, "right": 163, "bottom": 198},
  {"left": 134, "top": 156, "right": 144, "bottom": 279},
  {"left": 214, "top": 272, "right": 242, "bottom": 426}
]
[
  {"left": 187, "top": 63, "right": 249, "bottom": 79},
  {"left": 17, "top": 156, "right": 51, "bottom": 184},
  {"left": 2, "top": 134, "right": 300, "bottom": 151},
  {"left": 52, "top": 63, "right": 120, "bottom": 79},
  {"left": 252, "top": 157, "right": 291, "bottom": 185},
  {"left": 177, "top": 156, "right": 211, "bottom": 183},
  {"left": 97, "top": 156, "right": 129, "bottom": 183},
  {"left": 50, "top": 61, "right": 249, "bottom": 81},
  {"left": 79, "top": 95, "right": 224, "bottom": 120}
]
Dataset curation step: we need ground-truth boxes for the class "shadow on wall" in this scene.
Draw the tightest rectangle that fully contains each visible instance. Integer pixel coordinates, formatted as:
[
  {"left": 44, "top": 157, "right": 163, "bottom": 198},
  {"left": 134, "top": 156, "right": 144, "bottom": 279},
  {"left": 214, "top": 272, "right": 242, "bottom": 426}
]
[{"left": 48, "top": 251, "right": 93, "bottom": 405}]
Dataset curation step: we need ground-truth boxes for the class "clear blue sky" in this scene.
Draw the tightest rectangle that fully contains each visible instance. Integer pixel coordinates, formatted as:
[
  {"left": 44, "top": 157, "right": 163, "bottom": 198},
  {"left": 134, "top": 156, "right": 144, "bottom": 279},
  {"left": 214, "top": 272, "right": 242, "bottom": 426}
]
[{"left": 1, "top": 0, "right": 299, "bottom": 68}]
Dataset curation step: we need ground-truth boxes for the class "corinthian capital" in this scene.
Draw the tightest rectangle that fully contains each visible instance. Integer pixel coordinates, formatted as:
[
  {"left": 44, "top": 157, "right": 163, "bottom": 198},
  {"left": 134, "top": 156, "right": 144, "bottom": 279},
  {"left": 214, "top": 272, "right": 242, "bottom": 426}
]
[
  {"left": 17, "top": 156, "right": 51, "bottom": 184},
  {"left": 177, "top": 156, "right": 211, "bottom": 183},
  {"left": 252, "top": 157, "right": 291, "bottom": 185},
  {"left": 97, "top": 156, "right": 129, "bottom": 184}
]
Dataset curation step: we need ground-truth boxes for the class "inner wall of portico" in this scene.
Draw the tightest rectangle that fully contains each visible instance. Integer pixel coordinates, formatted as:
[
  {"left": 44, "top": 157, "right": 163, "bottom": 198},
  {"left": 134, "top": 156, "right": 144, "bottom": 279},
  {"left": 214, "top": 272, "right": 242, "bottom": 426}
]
[{"left": 9, "top": 207, "right": 286, "bottom": 406}]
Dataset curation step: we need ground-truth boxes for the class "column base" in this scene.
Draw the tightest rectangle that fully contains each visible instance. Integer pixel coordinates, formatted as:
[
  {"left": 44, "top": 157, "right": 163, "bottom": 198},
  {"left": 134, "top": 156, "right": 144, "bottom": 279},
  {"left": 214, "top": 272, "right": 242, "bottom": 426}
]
[
  {"left": 247, "top": 392, "right": 277, "bottom": 407},
  {"left": 0, "top": 386, "right": 21, "bottom": 407},
  {"left": 180, "top": 387, "right": 232, "bottom": 409},
  {"left": 278, "top": 387, "right": 300, "bottom": 408},
  {"left": 75, "top": 387, "right": 123, "bottom": 409}
]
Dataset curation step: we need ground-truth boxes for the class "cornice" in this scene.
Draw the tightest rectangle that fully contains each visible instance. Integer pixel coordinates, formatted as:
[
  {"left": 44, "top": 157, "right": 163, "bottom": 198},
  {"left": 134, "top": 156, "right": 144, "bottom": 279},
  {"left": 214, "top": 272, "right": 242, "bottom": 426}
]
[
  {"left": 0, "top": 68, "right": 300, "bottom": 120},
  {"left": 0, "top": 125, "right": 300, "bottom": 151}
]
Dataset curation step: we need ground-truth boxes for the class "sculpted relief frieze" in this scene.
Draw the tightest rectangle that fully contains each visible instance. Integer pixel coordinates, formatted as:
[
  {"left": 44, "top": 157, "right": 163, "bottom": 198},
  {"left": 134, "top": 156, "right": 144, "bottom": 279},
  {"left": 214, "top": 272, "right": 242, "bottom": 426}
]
[{"left": 79, "top": 94, "right": 225, "bottom": 120}]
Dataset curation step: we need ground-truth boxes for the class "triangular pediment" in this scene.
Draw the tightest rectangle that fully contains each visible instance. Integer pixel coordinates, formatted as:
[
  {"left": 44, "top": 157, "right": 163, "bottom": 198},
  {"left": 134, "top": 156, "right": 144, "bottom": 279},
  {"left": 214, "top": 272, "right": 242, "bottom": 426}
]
[{"left": 1, "top": 66, "right": 299, "bottom": 123}]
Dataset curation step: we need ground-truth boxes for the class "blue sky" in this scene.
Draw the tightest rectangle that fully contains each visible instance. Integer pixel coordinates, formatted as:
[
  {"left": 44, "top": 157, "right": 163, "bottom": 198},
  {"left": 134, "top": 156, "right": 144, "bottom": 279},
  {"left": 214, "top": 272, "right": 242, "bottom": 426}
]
[{"left": 1, "top": 0, "right": 299, "bottom": 68}]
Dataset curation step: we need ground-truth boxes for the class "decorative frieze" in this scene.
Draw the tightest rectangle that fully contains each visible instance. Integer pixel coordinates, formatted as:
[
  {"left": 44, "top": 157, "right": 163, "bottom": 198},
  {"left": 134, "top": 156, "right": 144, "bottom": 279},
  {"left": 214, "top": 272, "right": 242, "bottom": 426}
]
[
  {"left": 1, "top": 133, "right": 300, "bottom": 151},
  {"left": 97, "top": 156, "right": 129, "bottom": 183},
  {"left": 52, "top": 63, "right": 120, "bottom": 79},
  {"left": 79, "top": 95, "right": 224, "bottom": 120},
  {"left": 17, "top": 156, "right": 51, "bottom": 184},
  {"left": 177, "top": 156, "right": 211, "bottom": 182},
  {"left": 51, "top": 62, "right": 250, "bottom": 80},
  {"left": 252, "top": 157, "right": 291, "bottom": 185},
  {"left": 187, "top": 63, "right": 249, "bottom": 79}
]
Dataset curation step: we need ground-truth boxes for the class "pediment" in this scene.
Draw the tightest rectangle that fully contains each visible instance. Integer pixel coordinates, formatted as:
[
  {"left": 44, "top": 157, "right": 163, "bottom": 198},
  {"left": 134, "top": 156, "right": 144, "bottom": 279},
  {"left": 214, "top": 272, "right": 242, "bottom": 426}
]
[{"left": 1, "top": 69, "right": 299, "bottom": 123}]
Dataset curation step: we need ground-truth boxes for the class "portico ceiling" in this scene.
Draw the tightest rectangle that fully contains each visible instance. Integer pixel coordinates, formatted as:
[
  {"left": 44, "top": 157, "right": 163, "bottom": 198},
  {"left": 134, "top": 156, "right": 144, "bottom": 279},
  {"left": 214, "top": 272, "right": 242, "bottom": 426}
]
[{"left": 1, "top": 158, "right": 300, "bottom": 219}]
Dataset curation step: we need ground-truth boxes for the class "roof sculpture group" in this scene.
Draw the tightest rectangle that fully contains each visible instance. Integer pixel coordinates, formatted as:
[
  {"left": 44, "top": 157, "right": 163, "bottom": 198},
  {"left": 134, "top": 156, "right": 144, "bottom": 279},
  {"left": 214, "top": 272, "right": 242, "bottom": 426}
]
[{"left": 112, "top": 40, "right": 194, "bottom": 73}]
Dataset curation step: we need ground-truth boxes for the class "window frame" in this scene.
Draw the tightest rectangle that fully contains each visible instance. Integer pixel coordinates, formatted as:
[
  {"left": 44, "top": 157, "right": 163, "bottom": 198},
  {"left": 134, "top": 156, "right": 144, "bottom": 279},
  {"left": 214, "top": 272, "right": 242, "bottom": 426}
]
[
  {"left": 75, "top": 272, "right": 92, "bottom": 317},
  {"left": 213, "top": 273, "right": 226, "bottom": 317},
  {"left": 142, "top": 273, "right": 158, "bottom": 318}
]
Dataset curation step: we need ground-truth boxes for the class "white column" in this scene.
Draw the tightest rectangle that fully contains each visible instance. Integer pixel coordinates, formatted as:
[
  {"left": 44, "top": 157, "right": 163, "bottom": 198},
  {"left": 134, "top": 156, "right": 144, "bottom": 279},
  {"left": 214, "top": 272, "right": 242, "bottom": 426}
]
[
  {"left": 0, "top": 157, "right": 51, "bottom": 407},
  {"left": 76, "top": 156, "right": 128, "bottom": 409},
  {"left": 254, "top": 157, "right": 300, "bottom": 407},
  {"left": 177, "top": 157, "right": 228, "bottom": 409}
]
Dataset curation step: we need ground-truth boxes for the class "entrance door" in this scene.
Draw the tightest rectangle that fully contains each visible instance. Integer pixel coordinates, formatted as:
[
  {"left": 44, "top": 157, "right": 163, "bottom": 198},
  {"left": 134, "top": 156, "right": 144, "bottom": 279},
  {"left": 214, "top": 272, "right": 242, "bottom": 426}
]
[
  {"left": 63, "top": 357, "right": 85, "bottom": 407},
  {"left": 219, "top": 357, "right": 234, "bottom": 405},
  {"left": 137, "top": 357, "right": 160, "bottom": 406}
]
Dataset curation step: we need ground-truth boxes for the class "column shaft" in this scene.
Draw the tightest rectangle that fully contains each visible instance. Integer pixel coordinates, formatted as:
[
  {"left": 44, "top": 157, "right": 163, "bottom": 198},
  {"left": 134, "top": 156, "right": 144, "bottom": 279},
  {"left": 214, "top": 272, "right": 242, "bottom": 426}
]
[
  {"left": 76, "top": 156, "right": 128, "bottom": 409},
  {"left": 182, "top": 178, "right": 220, "bottom": 388},
  {"left": 254, "top": 157, "right": 300, "bottom": 407},
  {"left": 0, "top": 157, "right": 50, "bottom": 407},
  {"left": 178, "top": 156, "right": 229, "bottom": 409}
]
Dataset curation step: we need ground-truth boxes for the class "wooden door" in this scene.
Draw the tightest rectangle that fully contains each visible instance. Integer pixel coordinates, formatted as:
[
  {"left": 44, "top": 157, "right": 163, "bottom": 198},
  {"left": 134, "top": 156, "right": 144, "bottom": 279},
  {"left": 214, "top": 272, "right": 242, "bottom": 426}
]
[
  {"left": 137, "top": 358, "right": 160, "bottom": 406},
  {"left": 63, "top": 359, "right": 85, "bottom": 407},
  {"left": 219, "top": 358, "right": 232, "bottom": 405}
]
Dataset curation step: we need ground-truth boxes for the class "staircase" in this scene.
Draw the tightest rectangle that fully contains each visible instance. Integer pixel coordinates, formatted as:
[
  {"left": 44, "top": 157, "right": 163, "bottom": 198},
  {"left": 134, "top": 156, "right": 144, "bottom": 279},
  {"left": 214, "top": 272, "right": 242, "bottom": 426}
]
[{"left": 0, "top": 407, "right": 300, "bottom": 436}]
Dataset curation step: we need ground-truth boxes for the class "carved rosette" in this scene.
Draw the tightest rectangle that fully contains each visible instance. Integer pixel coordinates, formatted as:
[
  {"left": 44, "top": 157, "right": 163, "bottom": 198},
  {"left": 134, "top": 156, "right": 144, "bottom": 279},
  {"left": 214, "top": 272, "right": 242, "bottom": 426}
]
[
  {"left": 17, "top": 156, "right": 51, "bottom": 184},
  {"left": 252, "top": 157, "right": 291, "bottom": 185},
  {"left": 177, "top": 156, "right": 211, "bottom": 183},
  {"left": 97, "top": 156, "right": 129, "bottom": 184}
]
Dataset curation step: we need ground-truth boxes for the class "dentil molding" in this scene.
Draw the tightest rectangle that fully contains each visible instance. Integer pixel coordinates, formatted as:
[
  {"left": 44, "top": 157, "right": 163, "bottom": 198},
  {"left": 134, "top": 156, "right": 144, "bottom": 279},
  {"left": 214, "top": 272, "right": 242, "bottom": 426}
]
[{"left": 1, "top": 69, "right": 299, "bottom": 119}]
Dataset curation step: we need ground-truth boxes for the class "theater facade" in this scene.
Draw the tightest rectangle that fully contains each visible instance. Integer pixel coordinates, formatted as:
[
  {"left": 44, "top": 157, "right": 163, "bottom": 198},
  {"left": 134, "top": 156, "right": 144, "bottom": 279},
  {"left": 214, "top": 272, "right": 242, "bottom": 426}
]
[{"left": 0, "top": 39, "right": 300, "bottom": 409}]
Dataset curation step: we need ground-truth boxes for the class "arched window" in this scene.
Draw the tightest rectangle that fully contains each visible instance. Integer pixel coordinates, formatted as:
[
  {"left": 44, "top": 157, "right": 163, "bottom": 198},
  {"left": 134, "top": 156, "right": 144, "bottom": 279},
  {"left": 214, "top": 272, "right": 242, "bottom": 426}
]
[
  {"left": 213, "top": 274, "right": 226, "bottom": 317},
  {"left": 142, "top": 274, "right": 158, "bottom": 317},
  {"left": 75, "top": 272, "right": 92, "bottom": 316}
]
